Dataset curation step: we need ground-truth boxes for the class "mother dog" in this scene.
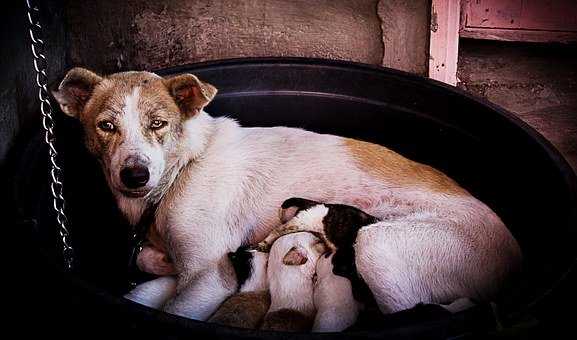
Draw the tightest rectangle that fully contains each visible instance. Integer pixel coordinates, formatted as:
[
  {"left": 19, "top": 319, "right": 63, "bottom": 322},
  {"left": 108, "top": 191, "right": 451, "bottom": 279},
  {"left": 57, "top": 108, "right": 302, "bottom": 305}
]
[{"left": 53, "top": 68, "right": 522, "bottom": 320}]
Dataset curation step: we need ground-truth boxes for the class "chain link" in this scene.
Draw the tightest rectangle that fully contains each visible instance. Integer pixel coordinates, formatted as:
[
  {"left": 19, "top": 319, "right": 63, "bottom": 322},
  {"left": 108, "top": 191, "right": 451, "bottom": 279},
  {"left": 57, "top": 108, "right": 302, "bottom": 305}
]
[{"left": 25, "top": 0, "right": 74, "bottom": 271}]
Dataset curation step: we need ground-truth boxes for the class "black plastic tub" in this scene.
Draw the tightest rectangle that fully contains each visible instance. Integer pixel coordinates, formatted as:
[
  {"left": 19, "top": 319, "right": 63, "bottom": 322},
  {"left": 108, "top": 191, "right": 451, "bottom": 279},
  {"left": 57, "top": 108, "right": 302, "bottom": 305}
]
[{"left": 6, "top": 58, "right": 577, "bottom": 339}]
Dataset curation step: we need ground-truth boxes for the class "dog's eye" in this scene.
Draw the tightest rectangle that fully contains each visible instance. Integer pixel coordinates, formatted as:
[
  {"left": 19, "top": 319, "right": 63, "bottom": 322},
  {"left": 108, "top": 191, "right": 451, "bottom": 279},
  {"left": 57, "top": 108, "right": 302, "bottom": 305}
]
[
  {"left": 150, "top": 120, "right": 167, "bottom": 130},
  {"left": 97, "top": 120, "right": 116, "bottom": 132}
]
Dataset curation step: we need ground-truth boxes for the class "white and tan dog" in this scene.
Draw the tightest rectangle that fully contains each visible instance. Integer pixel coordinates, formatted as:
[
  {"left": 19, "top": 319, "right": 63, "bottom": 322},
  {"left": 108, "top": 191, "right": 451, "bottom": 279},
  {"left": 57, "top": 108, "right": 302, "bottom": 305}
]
[{"left": 52, "top": 68, "right": 522, "bottom": 321}]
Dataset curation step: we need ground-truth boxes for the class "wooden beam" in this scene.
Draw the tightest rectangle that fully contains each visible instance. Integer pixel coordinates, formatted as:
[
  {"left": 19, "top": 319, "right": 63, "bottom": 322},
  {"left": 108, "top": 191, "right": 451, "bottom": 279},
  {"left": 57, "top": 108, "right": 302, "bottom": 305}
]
[
  {"left": 429, "top": 0, "right": 461, "bottom": 85},
  {"left": 460, "top": 28, "right": 577, "bottom": 44},
  {"left": 459, "top": 0, "right": 577, "bottom": 44}
]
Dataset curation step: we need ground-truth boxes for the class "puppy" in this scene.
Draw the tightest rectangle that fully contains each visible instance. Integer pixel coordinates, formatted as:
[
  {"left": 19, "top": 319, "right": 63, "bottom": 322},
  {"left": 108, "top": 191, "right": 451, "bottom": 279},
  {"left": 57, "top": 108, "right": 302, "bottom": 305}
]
[
  {"left": 312, "top": 253, "right": 360, "bottom": 332},
  {"left": 260, "top": 232, "right": 326, "bottom": 332},
  {"left": 259, "top": 197, "right": 379, "bottom": 256},
  {"left": 53, "top": 68, "right": 521, "bottom": 320},
  {"left": 260, "top": 198, "right": 378, "bottom": 295},
  {"left": 261, "top": 198, "right": 485, "bottom": 314},
  {"left": 208, "top": 248, "right": 270, "bottom": 329}
]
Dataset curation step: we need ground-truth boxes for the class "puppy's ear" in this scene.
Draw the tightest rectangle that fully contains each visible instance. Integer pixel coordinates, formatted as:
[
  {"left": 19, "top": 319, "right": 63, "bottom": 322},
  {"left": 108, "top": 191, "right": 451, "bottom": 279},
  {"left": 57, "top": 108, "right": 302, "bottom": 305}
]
[
  {"left": 164, "top": 73, "right": 217, "bottom": 117},
  {"left": 279, "top": 197, "right": 321, "bottom": 223},
  {"left": 282, "top": 246, "right": 308, "bottom": 266},
  {"left": 52, "top": 67, "right": 103, "bottom": 118}
]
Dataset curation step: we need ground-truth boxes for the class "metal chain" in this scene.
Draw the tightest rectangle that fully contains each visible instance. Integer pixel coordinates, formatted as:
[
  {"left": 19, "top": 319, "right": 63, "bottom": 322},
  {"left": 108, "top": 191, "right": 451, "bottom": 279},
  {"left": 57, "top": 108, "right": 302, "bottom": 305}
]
[{"left": 25, "top": 0, "right": 74, "bottom": 271}]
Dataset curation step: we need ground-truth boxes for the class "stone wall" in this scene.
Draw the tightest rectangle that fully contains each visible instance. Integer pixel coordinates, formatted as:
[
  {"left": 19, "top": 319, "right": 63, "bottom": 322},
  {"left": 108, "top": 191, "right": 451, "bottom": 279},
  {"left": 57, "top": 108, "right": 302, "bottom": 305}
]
[{"left": 65, "top": 0, "right": 430, "bottom": 74}]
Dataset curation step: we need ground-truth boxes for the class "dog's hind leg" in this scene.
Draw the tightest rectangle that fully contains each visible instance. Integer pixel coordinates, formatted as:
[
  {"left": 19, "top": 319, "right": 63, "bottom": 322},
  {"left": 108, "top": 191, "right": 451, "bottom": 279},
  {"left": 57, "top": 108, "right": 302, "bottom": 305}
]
[{"left": 353, "top": 219, "right": 517, "bottom": 314}]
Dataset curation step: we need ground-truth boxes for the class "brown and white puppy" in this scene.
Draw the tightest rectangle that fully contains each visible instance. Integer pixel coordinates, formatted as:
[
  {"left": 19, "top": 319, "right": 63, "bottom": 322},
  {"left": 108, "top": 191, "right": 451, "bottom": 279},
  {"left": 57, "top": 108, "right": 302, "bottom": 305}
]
[
  {"left": 260, "top": 232, "right": 326, "bottom": 332},
  {"left": 260, "top": 197, "right": 380, "bottom": 253},
  {"left": 207, "top": 248, "right": 270, "bottom": 329},
  {"left": 53, "top": 68, "right": 522, "bottom": 321}
]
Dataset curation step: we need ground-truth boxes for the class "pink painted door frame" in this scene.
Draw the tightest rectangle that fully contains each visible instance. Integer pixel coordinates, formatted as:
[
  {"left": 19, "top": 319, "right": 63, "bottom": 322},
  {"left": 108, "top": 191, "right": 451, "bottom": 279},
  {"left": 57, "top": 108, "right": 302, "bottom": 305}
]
[{"left": 429, "top": 0, "right": 461, "bottom": 86}]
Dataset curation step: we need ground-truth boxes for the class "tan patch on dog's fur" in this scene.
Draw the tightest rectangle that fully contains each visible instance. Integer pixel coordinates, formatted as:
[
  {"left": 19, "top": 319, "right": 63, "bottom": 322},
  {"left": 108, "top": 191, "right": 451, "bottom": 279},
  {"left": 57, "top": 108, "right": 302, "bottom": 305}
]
[
  {"left": 208, "top": 291, "right": 271, "bottom": 329},
  {"left": 344, "top": 138, "right": 466, "bottom": 195}
]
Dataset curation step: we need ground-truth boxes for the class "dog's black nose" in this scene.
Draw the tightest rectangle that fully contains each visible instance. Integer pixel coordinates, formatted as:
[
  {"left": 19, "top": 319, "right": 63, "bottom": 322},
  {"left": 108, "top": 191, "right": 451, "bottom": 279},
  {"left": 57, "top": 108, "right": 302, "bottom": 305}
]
[{"left": 120, "top": 165, "right": 150, "bottom": 188}]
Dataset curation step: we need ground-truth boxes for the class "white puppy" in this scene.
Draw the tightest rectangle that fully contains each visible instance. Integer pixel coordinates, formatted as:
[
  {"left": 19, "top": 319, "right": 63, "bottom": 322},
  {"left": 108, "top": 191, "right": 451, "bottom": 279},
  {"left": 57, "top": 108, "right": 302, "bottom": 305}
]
[
  {"left": 312, "top": 253, "right": 360, "bottom": 332},
  {"left": 260, "top": 232, "right": 326, "bottom": 332}
]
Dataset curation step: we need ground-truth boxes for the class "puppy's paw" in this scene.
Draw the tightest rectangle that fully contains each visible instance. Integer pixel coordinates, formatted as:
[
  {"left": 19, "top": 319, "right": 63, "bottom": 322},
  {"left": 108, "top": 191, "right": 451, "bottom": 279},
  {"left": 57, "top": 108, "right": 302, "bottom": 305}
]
[{"left": 255, "top": 241, "right": 271, "bottom": 253}]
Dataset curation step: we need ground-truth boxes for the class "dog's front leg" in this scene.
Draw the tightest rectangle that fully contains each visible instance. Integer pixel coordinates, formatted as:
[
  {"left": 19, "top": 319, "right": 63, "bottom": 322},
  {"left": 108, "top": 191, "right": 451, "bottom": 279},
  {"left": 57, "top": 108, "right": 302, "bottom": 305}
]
[
  {"left": 163, "top": 252, "right": 238, "bottom": 320},
  {"left": 124, "top": 276, "right": 177, "bottom": 309}
]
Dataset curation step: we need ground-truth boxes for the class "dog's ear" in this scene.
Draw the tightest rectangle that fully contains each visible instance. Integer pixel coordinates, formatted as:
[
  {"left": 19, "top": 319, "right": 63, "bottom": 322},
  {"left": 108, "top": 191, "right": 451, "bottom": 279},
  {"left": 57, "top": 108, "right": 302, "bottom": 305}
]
[
  {"left": 282, "top": 246, "right": 308, "bottom": 266},
  {"left": 52, "top": 67, "right": 103, "bottom": 118},
  {"left": 279, "top": 197, "right": 321, "bottom": 223},
  {"left": 164, "top": 73, "right": 217, "bottom": 117}
]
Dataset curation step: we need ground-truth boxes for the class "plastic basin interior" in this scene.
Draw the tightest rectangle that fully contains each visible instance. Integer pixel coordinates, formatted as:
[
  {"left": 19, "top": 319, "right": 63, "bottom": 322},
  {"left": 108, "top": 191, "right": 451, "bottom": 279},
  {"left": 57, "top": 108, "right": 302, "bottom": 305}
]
[{"left": 8, "top": 58, "right": 577, "bottom": 339}]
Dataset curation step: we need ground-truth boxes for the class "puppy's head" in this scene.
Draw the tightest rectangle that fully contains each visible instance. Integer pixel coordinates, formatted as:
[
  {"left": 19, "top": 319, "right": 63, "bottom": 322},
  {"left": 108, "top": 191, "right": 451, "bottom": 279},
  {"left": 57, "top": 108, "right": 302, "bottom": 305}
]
[
  {"left": 278, "top": 197, "right": 379, "bottom": 249},
  {"left": 282, "top": 241, "right": 327, "bottom": 266},
  {"left": 273, "top": 232, "right": 327, "bottom": 268},
  {"left": 52, "top": 68, "right": 217, "bottom": 198},
  {"left": 228, "top": 246, "right": 269, "bottom": 292}
]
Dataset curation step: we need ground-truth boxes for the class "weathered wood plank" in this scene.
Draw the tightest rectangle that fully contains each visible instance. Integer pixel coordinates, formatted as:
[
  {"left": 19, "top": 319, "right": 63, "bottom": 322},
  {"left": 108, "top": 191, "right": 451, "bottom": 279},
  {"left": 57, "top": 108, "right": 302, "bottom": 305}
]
[{"left": 429, "top": 0, "right": 460, "bottom": 85}]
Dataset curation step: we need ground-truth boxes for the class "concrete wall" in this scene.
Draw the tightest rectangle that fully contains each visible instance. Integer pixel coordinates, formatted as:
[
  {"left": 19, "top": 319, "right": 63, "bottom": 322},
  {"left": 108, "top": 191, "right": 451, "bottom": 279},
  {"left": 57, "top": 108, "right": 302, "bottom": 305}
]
[
  {"left": 379, "top": 0, "right": 430, "bottom": 75},
  {"left": 65, "top": 0, "right": 430, "bottom": 74},
  {"left": 0, "top": 0, "right": 431, "bottom": 163}
]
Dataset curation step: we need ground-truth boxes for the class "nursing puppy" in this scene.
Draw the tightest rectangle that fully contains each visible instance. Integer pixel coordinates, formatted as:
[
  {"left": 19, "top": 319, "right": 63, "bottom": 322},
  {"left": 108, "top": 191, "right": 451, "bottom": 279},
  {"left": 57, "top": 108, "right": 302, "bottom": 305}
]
[
  {"left": 260, "top": 198, "right": 474, "bottom": 314},
  {"left": 53, "top": 68, "right": 522, "bottom": 320},
  {"left": 207, "top": 248, "right": 270, "bottom": 329},
  {"left": 260, "top": 232, "right": 326, "bottom": 332},
  {"left": 312, "top": 253, "right": 360, "bottom": 332},
  {"left": 259, "top": 198, "right": 378, "bottom": 291}
]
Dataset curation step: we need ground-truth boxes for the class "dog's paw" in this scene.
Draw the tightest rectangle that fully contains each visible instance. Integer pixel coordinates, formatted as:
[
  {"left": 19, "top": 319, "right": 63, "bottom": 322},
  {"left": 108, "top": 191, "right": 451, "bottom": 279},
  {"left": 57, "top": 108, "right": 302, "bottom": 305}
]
[{"left": 137, "top": 245, "right": 177, "bottom": 276}]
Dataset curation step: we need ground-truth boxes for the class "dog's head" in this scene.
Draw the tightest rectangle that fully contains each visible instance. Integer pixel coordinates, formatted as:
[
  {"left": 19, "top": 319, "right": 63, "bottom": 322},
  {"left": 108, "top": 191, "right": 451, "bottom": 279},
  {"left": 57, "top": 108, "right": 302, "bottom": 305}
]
[{"left": 52, "top": 68, "right": 217, "bottom": 198}]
